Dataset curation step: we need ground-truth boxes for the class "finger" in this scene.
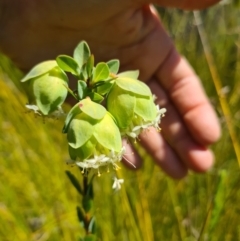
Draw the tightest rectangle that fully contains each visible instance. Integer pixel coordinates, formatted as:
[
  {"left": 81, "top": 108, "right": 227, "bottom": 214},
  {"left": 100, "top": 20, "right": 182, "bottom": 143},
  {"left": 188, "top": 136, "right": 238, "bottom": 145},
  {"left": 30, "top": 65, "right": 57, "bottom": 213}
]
[
  {"left": 122, "top": 139, "right": 143, "bottom": 169},
  {"left": 122, "top": 134, "right": 188, "bottom": 178},
  {"left": 121, "top": 126, "right": 187, "bottom": 178},
  {"left": 139, "top": 127, "right": 188, "bottom": 179},
  {"left": 148, "top": 80, "right": 215, "bottom": 172},
  {"left": 140, "top": 0, "right": 220, "bottom": 10},
  {"left": 155, "top": 47, "right": 221, "bottom": 146}
]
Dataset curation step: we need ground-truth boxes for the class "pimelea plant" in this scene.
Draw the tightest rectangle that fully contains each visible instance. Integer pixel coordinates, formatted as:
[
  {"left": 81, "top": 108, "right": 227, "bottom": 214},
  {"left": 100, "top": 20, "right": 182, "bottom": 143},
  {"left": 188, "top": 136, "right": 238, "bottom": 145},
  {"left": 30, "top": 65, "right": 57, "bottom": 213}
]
[{"left": 21, "top": 41, "right": 166, "bottom": 240}]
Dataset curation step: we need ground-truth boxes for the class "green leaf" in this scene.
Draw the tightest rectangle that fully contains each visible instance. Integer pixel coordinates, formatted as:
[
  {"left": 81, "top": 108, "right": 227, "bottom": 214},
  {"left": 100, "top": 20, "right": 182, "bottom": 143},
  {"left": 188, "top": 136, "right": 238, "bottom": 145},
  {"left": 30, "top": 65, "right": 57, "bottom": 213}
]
[
  {"left": 33, "top": 67, "right": 68, "bottom": 115},
  {"left": 107, "top": 85, "right": 135, "bottom": 129},
  {"left": 78, "top": 80, "right": 88, "bottom": 100},
  {"left": 56, "top": 55, "right": 80, "bottom": 76},
  {"left": 92, "top": 80, "right": 106, "bottom": 88},
  {"left": 63, "top": 84, "right": 78, "bottom": 100},
  {"left": 88, "top": 217, "right": 97, "bottom": 234},
  {"left": 86, "top": 55, "right": 94, "bottom": 78},
  {"left": 78, "top": 71, "right": 87, "bottom": 81},
  {"left": 118, "top": 70, "right": 139, "bottom": 79},
  {"left": 82, "top": 196, "right": 93, "bottom": 213},
  {"left": 135, "top": 95, "right": 156, "bottom": 121},
  {"left": 79, "top": 98, "right": 106, "bottom": 120},
  {"left": 92, "top": 62, "right": 110, "bottom": 83},
  {"left": 88, "top": 92, "right": 104, "bottom": 103},
  {"left": 87, "top": 176, "right": 95, "bottom": 199},
  {"left": 21, "top": 60, "right": 57, "bottom": 82},
  {"left": 73, "top": 41, "right": 91, "bottom": 68},
  {"left": 76, "top": 206, "right": 85, "bottom": 227},
  {"left": 107, "top": 59, "right": 120, "bottom": 74},
  {"left": 82, "top": 63, "right": 90, "bottom": 81},
  {"left": 62, "top": 102, "right": 82, "bottom": 133},
  {"left": 65, "top": 171, "right": 83, "bottom": 195},
  {"left": 116, "top": 77, "right": 151, "bottom": 97},
  {"left": 96, "top": 82, "right": 113, "bottom": 96},
  {"left": 93, "top": 112, "right": 122, "bottom": 152},
  {"left": 67, "top": 116, "right": 94, "bottom": 149}
]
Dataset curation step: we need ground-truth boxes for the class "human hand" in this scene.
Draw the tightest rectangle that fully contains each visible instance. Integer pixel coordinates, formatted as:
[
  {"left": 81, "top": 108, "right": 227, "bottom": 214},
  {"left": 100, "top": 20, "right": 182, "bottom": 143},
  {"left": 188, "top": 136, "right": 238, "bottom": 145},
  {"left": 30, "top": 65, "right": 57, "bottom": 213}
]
[{"left": 0, "top": 0, "right": 221, "bottom": 178}]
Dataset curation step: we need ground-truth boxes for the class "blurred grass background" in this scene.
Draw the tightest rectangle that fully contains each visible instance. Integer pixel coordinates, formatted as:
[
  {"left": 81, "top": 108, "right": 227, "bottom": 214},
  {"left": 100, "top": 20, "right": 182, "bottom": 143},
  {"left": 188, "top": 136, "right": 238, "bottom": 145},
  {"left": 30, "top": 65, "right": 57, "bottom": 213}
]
[{"left": 1, "top": 1, "right": 240, "bottom": 240}]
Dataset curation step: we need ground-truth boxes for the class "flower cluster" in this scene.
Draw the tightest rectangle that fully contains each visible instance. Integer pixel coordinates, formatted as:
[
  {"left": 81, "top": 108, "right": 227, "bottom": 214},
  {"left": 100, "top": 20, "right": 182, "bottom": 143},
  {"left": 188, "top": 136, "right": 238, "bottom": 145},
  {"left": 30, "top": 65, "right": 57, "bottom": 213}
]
[{"left": 21, "top": 41, "right": 166, "bottom": 188}]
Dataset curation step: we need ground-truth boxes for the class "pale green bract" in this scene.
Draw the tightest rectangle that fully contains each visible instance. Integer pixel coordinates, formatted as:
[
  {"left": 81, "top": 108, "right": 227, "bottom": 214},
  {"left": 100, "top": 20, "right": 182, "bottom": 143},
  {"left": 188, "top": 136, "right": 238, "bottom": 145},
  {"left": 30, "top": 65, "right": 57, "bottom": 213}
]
[
  {"left": 67, "top": 99, "right": 124, "bottom": 172},
  {"left": 117, "top": 70, "right": 139, "bottom": 79},
  {"left": 107, "top": 77, "right": 166, "bottom": 139},
  {"left": 63, "top": 98, "right": 106, "bottom": 134},
  {"left": 21, "top": 60, "right": 58, "bottom": 82},
  {"left": 22, "top": 62, "right": 69, "bottom": 115}
]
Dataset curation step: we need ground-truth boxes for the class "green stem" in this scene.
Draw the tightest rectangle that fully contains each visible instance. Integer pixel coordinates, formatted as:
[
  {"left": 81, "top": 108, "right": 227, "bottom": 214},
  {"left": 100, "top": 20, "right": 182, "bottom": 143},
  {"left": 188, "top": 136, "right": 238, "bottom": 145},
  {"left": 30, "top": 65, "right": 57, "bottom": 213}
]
[
  {"left": 194, "top": 11, "right": 240, "bottom": 167},
  {"left": 63, "top": 84, "right": 79, "bottom": 101}
]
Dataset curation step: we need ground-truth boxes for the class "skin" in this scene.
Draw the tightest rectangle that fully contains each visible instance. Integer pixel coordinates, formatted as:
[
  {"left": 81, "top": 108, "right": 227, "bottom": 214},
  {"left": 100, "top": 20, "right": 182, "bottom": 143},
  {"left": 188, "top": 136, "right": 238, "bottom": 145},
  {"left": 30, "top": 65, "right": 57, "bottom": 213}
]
[{"left": 0, "top": 0, "right": 221, "bottom": 178}]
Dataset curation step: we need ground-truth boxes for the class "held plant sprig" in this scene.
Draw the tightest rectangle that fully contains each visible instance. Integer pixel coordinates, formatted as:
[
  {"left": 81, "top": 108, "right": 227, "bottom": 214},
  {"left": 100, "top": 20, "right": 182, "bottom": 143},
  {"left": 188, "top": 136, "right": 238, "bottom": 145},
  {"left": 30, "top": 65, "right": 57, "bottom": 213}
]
[
  {"left": 21, "top": 41, "right": 166, "bottom": 239},
  {"left": 21, "top": 40, "right": 166, "bottom": 175}
]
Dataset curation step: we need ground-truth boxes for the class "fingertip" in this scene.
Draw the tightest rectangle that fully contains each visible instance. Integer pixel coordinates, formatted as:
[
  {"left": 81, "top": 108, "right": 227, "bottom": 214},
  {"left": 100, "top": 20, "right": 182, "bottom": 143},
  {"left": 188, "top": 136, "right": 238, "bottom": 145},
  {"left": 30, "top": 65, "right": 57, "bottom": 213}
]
[
  {"left": 209, "top": 121, "right": 221, "bottom": 144},
  {"left": 184, "top": 102, "right": 222, "bottom": 146},
  {"left": 188, "top": 148, "right": 215, "bottom": 173},
  {"left": 168, "top": 166, "right": 188, "bottom": 180}
]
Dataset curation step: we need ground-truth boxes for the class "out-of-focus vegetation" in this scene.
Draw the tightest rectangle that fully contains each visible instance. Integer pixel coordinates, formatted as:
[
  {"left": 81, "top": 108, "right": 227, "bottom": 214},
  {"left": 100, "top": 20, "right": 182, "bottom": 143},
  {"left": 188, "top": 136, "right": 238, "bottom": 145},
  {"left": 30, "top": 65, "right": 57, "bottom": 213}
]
[{"left": 0, "top": 2, "right": 240, "bottom": 240}]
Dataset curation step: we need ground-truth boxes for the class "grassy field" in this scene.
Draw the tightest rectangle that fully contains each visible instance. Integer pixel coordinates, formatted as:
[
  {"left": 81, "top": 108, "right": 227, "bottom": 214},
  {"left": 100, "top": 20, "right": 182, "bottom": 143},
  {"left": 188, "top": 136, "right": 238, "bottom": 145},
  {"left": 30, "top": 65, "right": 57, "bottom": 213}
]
[{"left": 0, "top": 2, "right": 240, "bottom": 241}]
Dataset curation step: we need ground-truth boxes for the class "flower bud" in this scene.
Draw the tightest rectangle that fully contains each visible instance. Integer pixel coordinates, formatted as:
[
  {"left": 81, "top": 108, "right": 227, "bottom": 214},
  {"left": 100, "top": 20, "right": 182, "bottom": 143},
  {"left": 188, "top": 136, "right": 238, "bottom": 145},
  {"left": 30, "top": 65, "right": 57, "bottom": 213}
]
[
  {"left": 107, "top": 77, "right": 166, "bottom": 139},
  {"left": 66, "top": 98, "right": 124, "bottom": 171}
]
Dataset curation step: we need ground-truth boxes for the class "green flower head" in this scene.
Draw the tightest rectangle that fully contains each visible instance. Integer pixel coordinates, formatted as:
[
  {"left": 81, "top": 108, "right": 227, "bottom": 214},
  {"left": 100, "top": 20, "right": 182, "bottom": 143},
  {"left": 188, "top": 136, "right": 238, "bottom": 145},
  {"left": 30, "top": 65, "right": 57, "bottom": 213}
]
[
  {"left": 65, "top": 98, "right": 124, "bottom": 172},
  {"left": 21, "top": 60, "right": 69, "bottom": 115},
  {"left": 107, "top": 77, "right": 166, "bottom": 139}
]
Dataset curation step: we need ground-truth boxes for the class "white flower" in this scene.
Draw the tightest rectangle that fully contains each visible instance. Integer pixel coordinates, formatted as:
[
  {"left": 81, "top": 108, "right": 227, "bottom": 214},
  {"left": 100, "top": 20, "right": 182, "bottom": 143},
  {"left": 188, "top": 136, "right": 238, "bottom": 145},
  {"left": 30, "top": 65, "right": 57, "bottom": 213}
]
[
  {"left": 25, "top": 104, "right": 66, "bottom": 119},
  {"left": 152, "top": 105, "right": 166, "bottom": 129},
  {"left": 25, "top": 104, "right": 41, "bottom": 115},
  {"left": 75, "top": 146, "right": 126, "bottom": 172},
  {"left": 112, "top": 176, "right": 124, "bottom": 191},
  {"left": 123, "top": 105, "right": 166, "bottom": 139},
  {"left": 49, "top": 106, "right": 66, "bottom": 119}
]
